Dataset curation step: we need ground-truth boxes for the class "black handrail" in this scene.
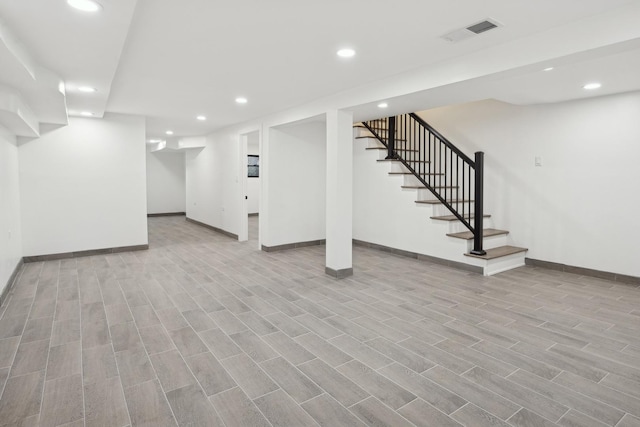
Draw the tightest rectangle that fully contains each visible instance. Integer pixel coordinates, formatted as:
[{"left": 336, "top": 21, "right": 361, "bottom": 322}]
[
  {"left": 408, "top": 113, "right": 474, "bottom": 165},
  {"left": 362, "top": 114, "right": 486, "bottom": 255}
]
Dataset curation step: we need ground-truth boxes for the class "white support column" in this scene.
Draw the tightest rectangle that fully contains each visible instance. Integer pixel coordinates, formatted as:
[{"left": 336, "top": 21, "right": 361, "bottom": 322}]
[
  {"left": 259, "top": 124, "right": 269, "bottom": 249},
  {"left": 325, "top": 109, "right": 353, "bottom": 278}
]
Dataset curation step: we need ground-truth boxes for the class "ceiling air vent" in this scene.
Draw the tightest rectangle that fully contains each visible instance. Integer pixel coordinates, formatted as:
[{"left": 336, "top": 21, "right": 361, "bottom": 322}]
[{"left": 441, "top": 18, "right": 501, "bottom": 42}]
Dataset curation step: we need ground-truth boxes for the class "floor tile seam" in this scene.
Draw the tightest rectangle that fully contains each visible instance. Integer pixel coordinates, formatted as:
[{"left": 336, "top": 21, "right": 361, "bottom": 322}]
[
  {"left": 234, "top": 322, "right": 349, "bottom": 402},
  {"left": 418, "top": 363, "right": 523, "bottom": 421},
  {"left": 207, "top": 366, "right": 276, "bottom": 426},
  {"left": 460, "top": 365, "right": 571, "bottom": 423},
  {"left": 543, "top": 323, "right": 628, "bottom": 349},
  {"left": 439, "top": 339, "right": 520, "bottom": 375},
  {"left": 325, "top": 334, "right": 395, "bottom": 371},
  {"left": 581, "top": 346, "right": 640, "bottom": 371},
  {"left": 433, "top": 319, "right": 489, "bottom": 347},
  {"left": 587, "top": 373, "right": 640, "bottom": 411},
  {"left": 507, "top": 405, "right": 570, "bottom": 425},
  {"left": 89, "top": 266, "right": 133, "bottom": 427},
  {"left": 447, "top": 401, "right": 471, "bottom": 418},
  {"left": 537, "top": 376, "right": 630, "bottom": 426},
  {"left": 36, "top": 274, "right": 62, "bottom": 424},
  {"left": 613, "top": 414, "right": 633, "bottom": 427},
  {"left": 347, "top": 394, "right": 420, "bottom": 427},
  {"left": 547, "top": 342, "right": 640, "bottom": 375},
  {"left": 332, "top": 355, "right": 426, "bottom": 409},
  {"left": 0, "top": 293, "right": 17, "bottom": 321},
  {"left": 0, "top": 276, "right": 40, "bottom": 401},
  {"left": 282, "top": 355, "right": 379, "bottom": 417}
]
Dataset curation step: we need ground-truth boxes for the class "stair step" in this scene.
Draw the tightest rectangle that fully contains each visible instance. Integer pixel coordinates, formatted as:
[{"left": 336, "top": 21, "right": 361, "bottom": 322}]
[
  {"left": 431, "top": 213, "right": 491, "bottom": 221},
  {"left": 416, "top": 199, "right": 472, "bottom": 204},
  {"left": 464, "top": 245, "right": 528, "bottom": 260},
  {"left": 402, "top": 185, "right": 458, "bottom": 189},
  {"left": 446, "top": 228, "right": 509, "bottom": 240},
  {"left": 389, "top": 172, "right": 443, "bottom": 176},
  {"left": 378, "top": 159, "right": 430, "bottom": 163},
  {"left": 356, "top": 136, "right": 408, "bottom": 143},
  {"left": 366, "top": 147, "right": 419, "bottom": 153}
]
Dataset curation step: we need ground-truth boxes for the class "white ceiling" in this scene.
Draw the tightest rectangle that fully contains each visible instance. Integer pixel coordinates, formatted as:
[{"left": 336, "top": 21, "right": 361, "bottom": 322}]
[{"left": 1, "top": 0, "right": 640, "bottom": 140}]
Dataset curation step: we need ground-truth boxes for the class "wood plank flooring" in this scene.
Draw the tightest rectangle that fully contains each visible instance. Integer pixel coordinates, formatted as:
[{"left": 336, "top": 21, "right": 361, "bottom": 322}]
[{"left": 0, "top": 215, "right": 639, "bottom": 426}]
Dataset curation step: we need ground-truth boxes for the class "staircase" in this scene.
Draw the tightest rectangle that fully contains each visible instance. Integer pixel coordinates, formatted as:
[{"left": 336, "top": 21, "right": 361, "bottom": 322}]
[{"left": 354, "top": 114, "right": 527, "bottom": 276}]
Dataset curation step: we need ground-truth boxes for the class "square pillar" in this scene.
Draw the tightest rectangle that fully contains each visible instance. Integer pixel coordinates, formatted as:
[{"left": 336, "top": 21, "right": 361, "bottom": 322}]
[{"left": 325, "top": 109, "right": 353, "bottom": 278}]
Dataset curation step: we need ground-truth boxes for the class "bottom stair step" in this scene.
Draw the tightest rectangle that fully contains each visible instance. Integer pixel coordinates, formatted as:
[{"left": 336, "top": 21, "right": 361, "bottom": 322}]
[
  {"left": 446, "top": 228, "right": 508, "bottom": 240},
  {"left": 464, "top": 245, "right": 528, "bottom": 260}
]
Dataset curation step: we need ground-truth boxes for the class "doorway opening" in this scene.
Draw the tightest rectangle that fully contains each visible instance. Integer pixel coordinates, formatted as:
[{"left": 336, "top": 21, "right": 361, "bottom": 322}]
[{"left": 239, "top": 130, "right": 261, "bottom": 245}]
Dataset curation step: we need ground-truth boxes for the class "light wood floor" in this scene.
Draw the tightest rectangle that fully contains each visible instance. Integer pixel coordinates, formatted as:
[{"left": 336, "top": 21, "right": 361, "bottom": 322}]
[{"left": 0, "top": 215, "right": 639, "bottom": 426}]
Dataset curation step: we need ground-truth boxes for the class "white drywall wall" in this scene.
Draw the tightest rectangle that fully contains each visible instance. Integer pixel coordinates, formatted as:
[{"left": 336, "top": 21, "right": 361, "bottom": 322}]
[
  {"left": 186, "top": 128, "right": 240, "bottom": 236},
  {"left": 263, "top": 121, "right": 326, "bottom": 247},
  {"left": 0, "top": 126, "right": 23, "bottom": 293},
  {"left": 146, "top": 150, "right": 186, "bottom": 214},
  {"left": 247, "top": 132, "right": 260, "bottom": 214},
  {"left": 414, "top": 92, "right": 640, "bottom": 277},
  {"left": 19, "top": 114, "right": 148, "bottom": 256}
]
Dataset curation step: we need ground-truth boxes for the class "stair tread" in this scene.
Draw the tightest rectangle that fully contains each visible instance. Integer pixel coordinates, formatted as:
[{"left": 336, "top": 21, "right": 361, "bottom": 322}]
[
  {"left": 416, "top": 199, "right": 472, "bottom": 204},
  {"left": 447, "top": 228, "right": 509, "bottom": 240},
  {"left": 402, "top": 185, "right": 458, "bottom": 189},
  {"left": 431, "top": 213, "right": 490, "bottom": 221},
  {"left": 378, "top": 159, "right": 430, "bottom": 163},
  {"left": 389, "top": 172, "right": 443, "bottom": 176},
  {"left": 356, "top": 136, "right": 408, "bottom": 142},
  {"left": 366, "top": 147, "right": 419, "bottom": 152},
  {"left": 464, "top": 245, "right": 528, "bottom": 260}
]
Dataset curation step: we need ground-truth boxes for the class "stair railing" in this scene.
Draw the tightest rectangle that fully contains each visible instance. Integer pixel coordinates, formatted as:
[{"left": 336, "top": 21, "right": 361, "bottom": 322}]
[{"left": 361, "top": 113, "right": 486, "bottom": 255}]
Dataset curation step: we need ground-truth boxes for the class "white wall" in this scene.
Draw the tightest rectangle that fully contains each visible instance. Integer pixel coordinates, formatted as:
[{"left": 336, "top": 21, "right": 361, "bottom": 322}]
[
  {"left": 146, "top": 150, "right": 186, "bottom": 214},
  {"left": 247, "top": 133, "right": 260, "bottom": 214},
  {"left": 19, "top": 114, "right": 148, "bottom": 256},
  {"left": 414, "top": 92, "right": 640, "bottom": 277},
  {"left": 186, "top": 128, "right": 240, "bottom": 235},
  {"left": 0, "top": 126, "right": 22, "bottom": 293},
  {"left": 264, "top": 121, "right": 326, "bottom": 247}
]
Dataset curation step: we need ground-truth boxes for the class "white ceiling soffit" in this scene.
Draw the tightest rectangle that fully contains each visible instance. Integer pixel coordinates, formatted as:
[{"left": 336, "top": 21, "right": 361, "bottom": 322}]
[
  {"left": 0, "top": 0, "right": 138, "bottom": 131},
  {"left": 0, "top": 18, "right": 65, "bottom": 136}
]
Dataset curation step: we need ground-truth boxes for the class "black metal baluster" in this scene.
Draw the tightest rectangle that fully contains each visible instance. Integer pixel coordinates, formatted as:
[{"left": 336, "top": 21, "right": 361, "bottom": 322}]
[{"left": 386, "top": 117, "right": 395, "bottom": 159}]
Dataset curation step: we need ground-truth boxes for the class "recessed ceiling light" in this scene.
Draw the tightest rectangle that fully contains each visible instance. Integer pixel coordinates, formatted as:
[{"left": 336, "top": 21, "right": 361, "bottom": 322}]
[
  {"left": 583, "top": 82, "right": 601, "bottom": 90},
  {"left": 166, "top": 130, "right": 174, "bottom": 135},
  {"left": 67, "top": 0, "right": 102, "bottom": 12},
  {"left": 337, "top": 48, "right": 356, "bottom": 58},
  {"left": 378, "top": 102, "right": 388, "bottom": 108},
  {"left": 235, "top": 97, "right": 248, "bottom": 104},
  {"left": 78, "top": 86, "right": 97, "bottom": 93},
  {"left": 196, "top": 115, "right": 207, "bottom": 121},
  {"left": 80, "top": 111, "right": 93, "bottom": 116},
  {"left": 543, "top": 67, "right": 554, "bottom": 72}
]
